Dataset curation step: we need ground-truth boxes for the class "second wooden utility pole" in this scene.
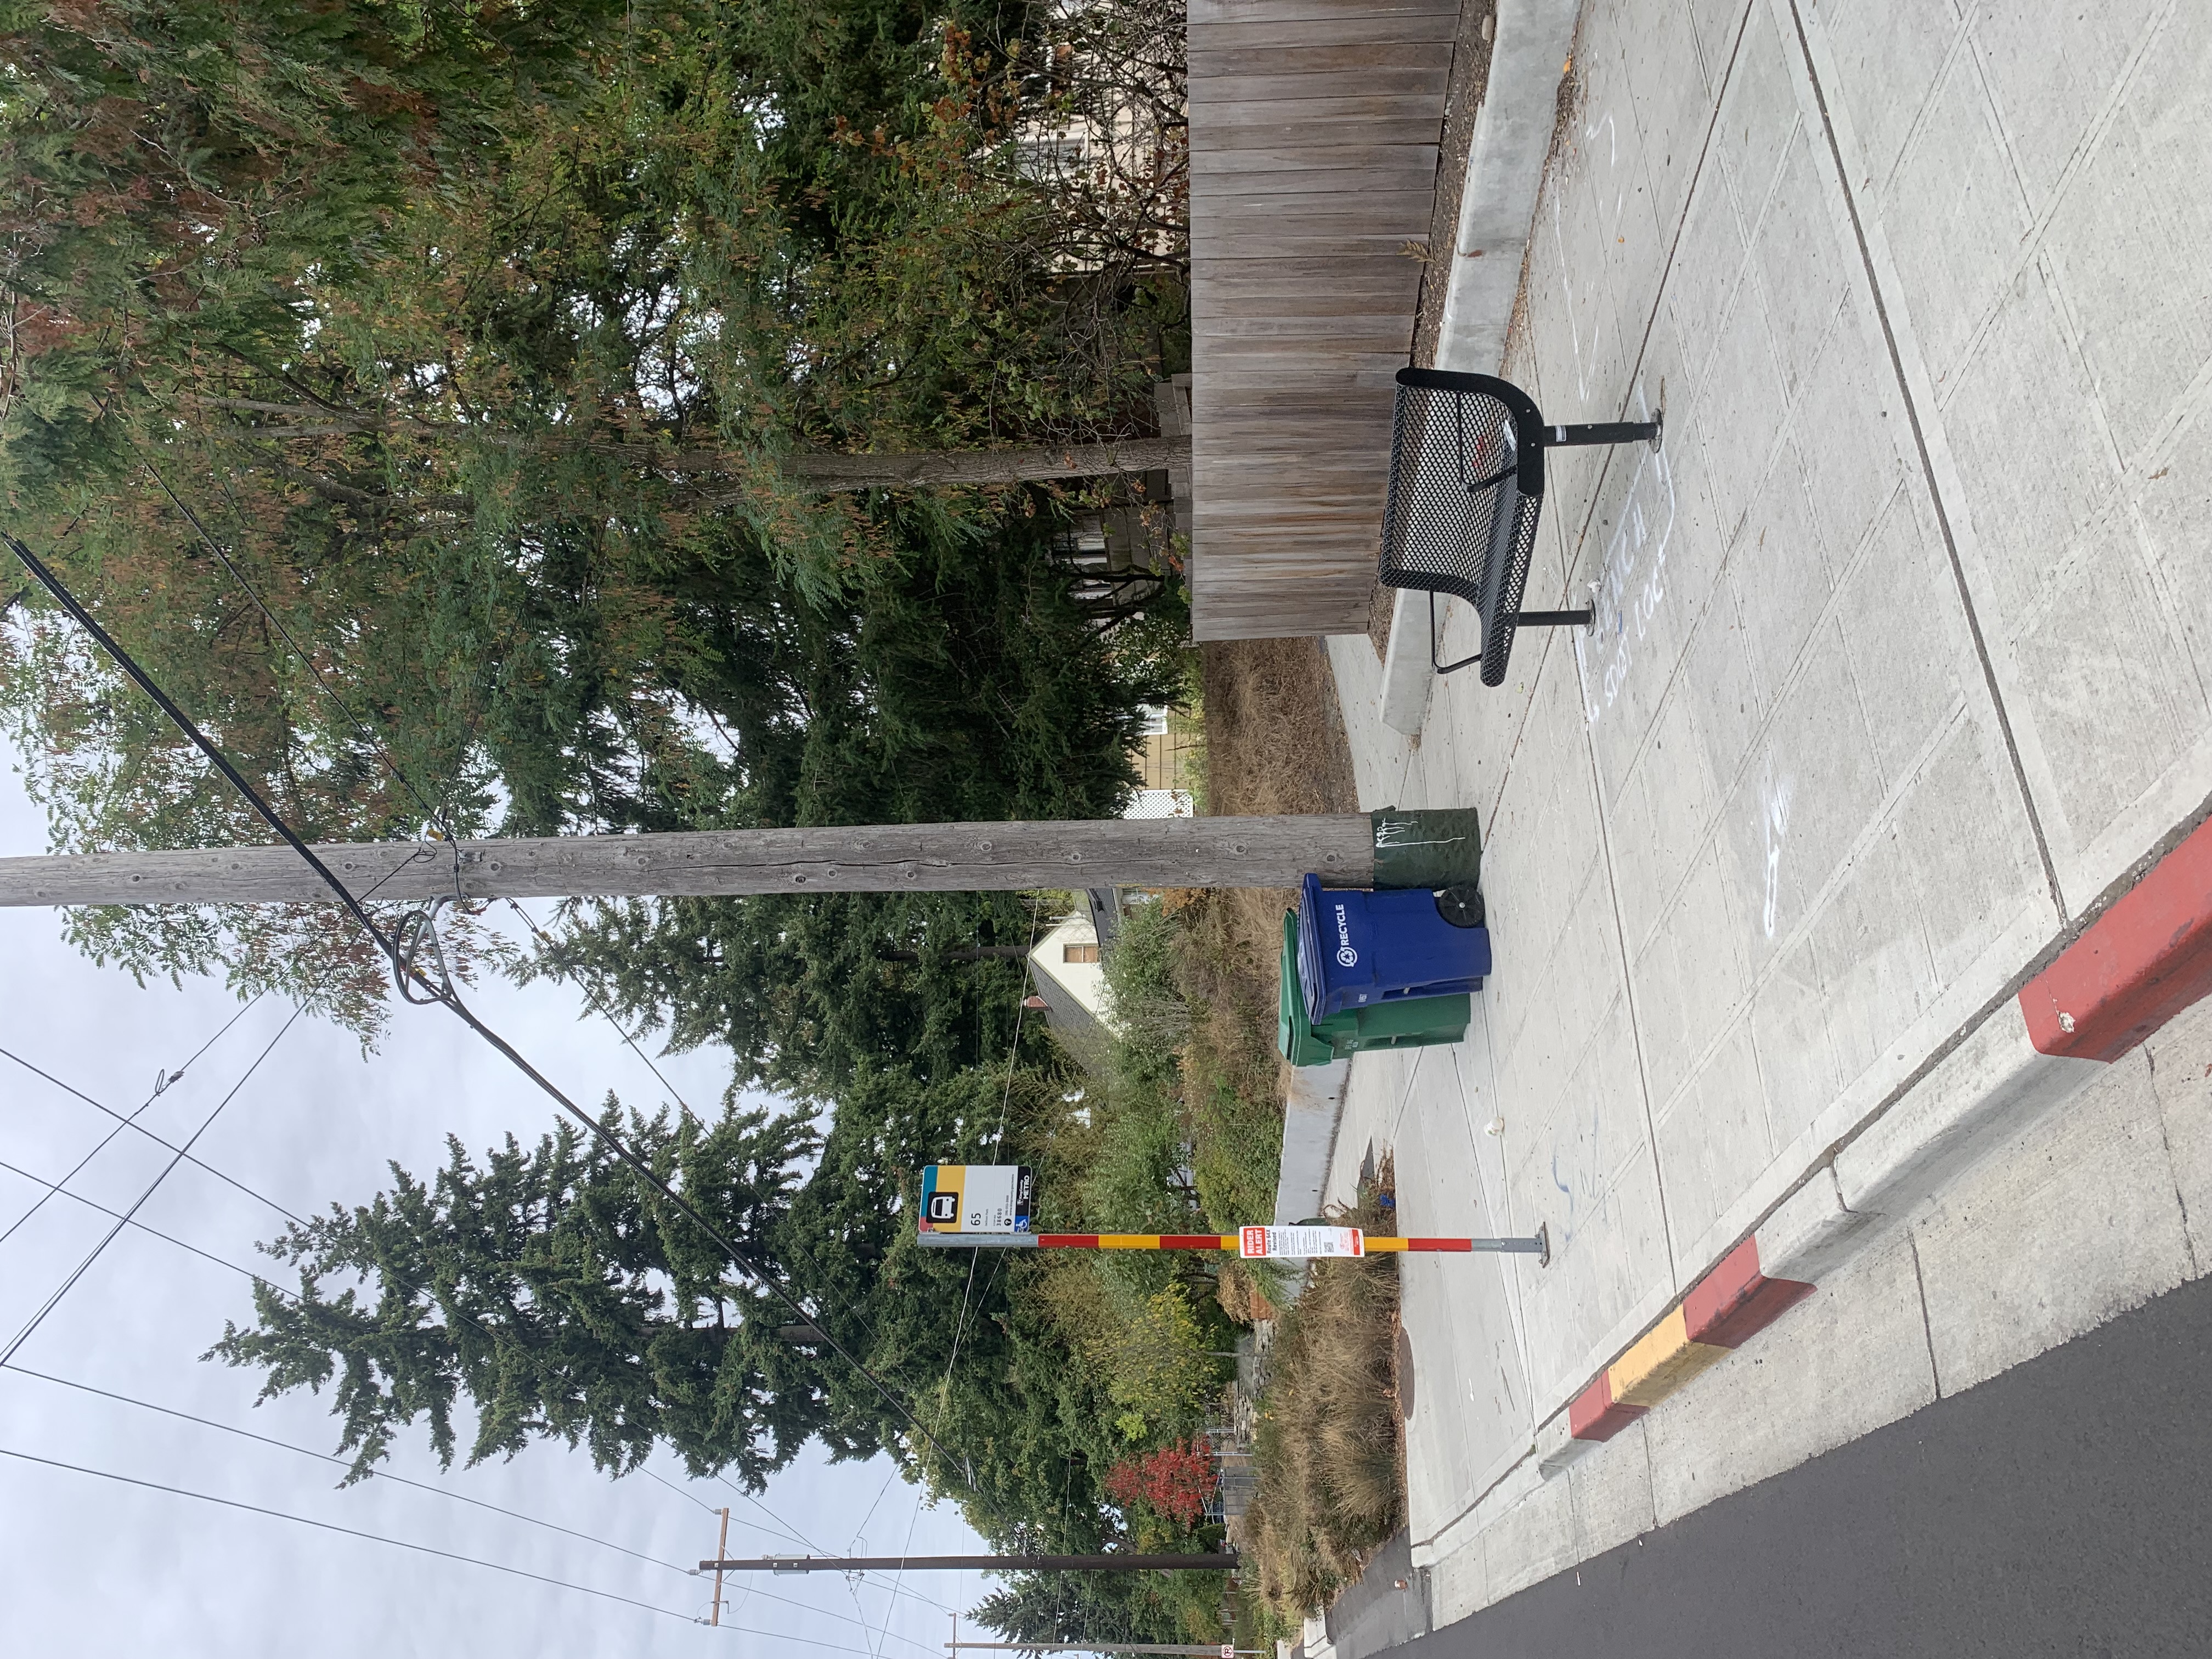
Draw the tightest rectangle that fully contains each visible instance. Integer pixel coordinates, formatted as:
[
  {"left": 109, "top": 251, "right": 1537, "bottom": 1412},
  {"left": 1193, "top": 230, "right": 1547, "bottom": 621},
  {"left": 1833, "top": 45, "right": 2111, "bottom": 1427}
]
[
  {"left": 0, "top": 809, "right": 1483, "bottom": 909},
  {"left": 709, "top": 1507, "right": 731, "bottom": 1626}
]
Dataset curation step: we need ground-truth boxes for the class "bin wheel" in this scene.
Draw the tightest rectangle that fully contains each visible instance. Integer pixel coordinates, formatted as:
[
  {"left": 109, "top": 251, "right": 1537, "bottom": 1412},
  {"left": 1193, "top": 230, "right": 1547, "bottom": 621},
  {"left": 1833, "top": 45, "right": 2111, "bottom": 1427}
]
[{"left": 1435, "top": 885, "right": 1486, "bottom": 928}]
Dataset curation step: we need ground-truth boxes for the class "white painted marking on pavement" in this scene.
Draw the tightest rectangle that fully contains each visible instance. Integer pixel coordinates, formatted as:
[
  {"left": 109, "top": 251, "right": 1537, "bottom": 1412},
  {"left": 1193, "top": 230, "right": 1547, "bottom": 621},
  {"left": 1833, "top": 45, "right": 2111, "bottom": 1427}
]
[
  {"left": 1762, "top": 769, "right": 1795, "bottom": 939},
  {"left": 1576, "top": 383, "right": 1678, "bottom": 726}
]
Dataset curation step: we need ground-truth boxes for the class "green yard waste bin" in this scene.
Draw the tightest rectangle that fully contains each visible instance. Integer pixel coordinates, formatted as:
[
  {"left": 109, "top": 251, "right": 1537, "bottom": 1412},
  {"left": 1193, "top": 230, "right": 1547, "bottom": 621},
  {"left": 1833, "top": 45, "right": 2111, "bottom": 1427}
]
[{"left": 1276, "top": 913, "right": 1471, "bottom": 1066}]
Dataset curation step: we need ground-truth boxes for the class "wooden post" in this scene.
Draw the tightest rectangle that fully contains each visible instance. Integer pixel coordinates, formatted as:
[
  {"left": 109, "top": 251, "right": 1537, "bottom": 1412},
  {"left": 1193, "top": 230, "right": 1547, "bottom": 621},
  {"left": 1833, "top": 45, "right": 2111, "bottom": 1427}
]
[
  {"left": 0, "top": 816, "right": 1375, "bottom": 909},
  {"left": 710, "top": 1507, "right": 731, "bottom": 1626}
]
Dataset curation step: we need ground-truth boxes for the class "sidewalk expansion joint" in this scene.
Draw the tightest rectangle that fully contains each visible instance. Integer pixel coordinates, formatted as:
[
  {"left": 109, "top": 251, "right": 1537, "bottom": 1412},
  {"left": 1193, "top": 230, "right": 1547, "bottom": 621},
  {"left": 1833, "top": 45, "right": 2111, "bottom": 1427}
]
[{"left": 1781, "top": 0, "right": 2063, "bottom": 922}]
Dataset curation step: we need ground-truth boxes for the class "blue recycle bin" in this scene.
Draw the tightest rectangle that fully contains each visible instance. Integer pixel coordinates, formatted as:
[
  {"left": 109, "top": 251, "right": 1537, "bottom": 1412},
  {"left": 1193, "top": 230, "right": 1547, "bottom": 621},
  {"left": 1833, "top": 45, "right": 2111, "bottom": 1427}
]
[
  {"left": 1297, "top": 873, "right": 1490, "bottom": 1020},
  {"left": 1278, "top": 912, "right": 1472, "bottom": 1065}
]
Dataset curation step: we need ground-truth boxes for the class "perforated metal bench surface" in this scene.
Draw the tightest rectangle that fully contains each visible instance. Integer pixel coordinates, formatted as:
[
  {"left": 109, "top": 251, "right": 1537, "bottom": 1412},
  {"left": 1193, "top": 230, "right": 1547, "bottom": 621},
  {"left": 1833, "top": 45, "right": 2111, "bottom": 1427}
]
[{"left": 1379, "top": 367, "right": 1657, "bottom": 687}]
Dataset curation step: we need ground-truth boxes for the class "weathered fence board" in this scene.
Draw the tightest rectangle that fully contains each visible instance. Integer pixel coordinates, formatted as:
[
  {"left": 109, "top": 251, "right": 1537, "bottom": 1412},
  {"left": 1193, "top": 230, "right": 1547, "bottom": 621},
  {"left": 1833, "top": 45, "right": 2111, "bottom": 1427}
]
[
  {"left": 1190, "top": 0, "right": 1456, "bottom": 21},
  {"left": 1188, "top": 0, "right": 1459, "bottom": 639},
  {"left": 1197, "top": 66, "right": 1452, "bottom": 100},
  {"left": 1188, "top": 42, "right": 1459, "bottom": 76},
  {"left": 1189, "top": 18, "right": 1455, "bottom": 54},
  {"left": 1192, "top": 94, "right": 1451, "bottom": 127}
]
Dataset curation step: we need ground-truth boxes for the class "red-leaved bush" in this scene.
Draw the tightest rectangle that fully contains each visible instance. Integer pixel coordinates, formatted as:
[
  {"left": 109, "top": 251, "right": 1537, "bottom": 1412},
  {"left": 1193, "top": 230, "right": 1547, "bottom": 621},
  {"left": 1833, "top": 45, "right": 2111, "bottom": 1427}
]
[{"left": 1102, "top": 1440, "right": 1217, "bottom": 1525}]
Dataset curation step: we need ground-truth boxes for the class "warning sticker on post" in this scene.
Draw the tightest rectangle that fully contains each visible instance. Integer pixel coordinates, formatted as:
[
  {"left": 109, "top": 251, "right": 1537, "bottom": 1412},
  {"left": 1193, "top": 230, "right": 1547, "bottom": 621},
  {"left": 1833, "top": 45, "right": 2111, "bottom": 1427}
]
[{"left": 1238, "top": 1226, "right": 1365, "bottom": 1259}]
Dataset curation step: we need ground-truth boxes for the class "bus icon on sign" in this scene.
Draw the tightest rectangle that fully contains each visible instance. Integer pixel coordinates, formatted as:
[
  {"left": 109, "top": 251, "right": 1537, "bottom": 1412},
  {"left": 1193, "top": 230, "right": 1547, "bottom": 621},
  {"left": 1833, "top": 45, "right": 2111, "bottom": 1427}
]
[{"left": 927, "top": 1192, "right": 960, "bottom": 1223}]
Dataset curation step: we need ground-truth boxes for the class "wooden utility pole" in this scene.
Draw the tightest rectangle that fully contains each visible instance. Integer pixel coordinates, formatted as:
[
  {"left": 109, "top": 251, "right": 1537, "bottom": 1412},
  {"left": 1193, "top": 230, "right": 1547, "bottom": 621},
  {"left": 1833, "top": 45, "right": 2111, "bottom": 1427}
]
[
  {"left": 0, "top": 816, "right": 1378, "bottom": 908},
  {"left": 709, "top": 1507, "right": 731, "bottom": 1627}
]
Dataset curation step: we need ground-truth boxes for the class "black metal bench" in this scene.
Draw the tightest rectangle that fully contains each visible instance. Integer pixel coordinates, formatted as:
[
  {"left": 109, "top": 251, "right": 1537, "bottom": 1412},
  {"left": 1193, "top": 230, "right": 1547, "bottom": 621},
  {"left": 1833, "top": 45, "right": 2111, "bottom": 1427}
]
[{"left": 1379, "top": 368, "right": 1661, "bottom": 686}]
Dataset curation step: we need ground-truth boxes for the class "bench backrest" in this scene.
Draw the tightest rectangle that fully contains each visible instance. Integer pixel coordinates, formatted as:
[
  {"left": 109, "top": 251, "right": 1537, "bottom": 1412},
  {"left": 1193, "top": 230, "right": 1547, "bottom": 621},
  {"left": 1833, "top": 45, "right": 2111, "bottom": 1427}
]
[{"left": 1379, "top": 368, "right": 1549, "bottom": 687}]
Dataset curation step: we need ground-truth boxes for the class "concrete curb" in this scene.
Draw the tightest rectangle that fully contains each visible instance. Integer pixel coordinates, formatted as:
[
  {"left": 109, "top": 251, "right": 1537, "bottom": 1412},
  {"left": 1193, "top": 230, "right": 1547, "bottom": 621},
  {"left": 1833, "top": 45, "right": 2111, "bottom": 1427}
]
[
  {"left": 1378, "top": 0, "right": 1581, "bottom": 738},
  {"left": 1413, "top": 811, "right": 2212, "bottom": 1546},
  {"left": 1379, "top": 592, "right": 1432, "bottom": 738},
  {"left": 1556, "top": 1238, "right": 1815, "bottom": 1453},
  {"left": 1434, "top": 0, "right": 1581, "bottom": 374},
  {"left": 1277, "top": 1060, "right": 1351, "bottom": 1225},
  {"left": 1559, "top": 812, "right": 2212, "bottom": 1455}
]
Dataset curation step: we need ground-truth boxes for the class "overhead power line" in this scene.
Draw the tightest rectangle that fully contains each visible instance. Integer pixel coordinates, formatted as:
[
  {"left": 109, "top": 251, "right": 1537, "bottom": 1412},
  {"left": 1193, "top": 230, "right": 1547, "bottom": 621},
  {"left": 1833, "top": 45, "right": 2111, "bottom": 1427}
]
[
  {"left": 0, "top": 1362, "right": 948, "bottom": 1655},
  {"left": 0, "top": 992, "right": 265, "bottom": 1252},
  {"left": 0, "top": 1038, "right": 309, "bottom": 1227},
  {"left": 0, "top": 1442, "right": 935, "bottom": 1648},
  {"left": 0, "top": 1113, "right": 952, "bottom": 1647},
  {"left": 0, "top": 1452, "right": 685, "bottom": 1618},
  {"left": 639, "top": 1468, "right": 952, "bottom": 1641},
  {"left": 0, "top": 1006, "right": 304, "bottom": 1370},
  {"left": 0, "top": 844, "right": 424, "bottom": 1244},
  {"left": 0, "top": 1152, "right": 277, "bottom": 1289},
  {"left": 3, "top": 527, "right": 988, "bottom": 1504},
  {"left": 0, "top": 1363, "right": 690, "bottom": 1580}
]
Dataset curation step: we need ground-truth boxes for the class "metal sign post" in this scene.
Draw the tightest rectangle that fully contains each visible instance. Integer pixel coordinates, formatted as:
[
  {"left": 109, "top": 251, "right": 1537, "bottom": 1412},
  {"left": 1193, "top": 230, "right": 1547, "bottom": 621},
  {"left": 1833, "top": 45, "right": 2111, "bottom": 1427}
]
[
  {"left": 913, "top": 1222, "right": 1549, "bottom": 1265},
  {"left": 701, "top": 1553, "right": 1240, "bottom": 1573},
  {"left": 912, "top": 1165, "right": 1549, "bottom": 1263}
]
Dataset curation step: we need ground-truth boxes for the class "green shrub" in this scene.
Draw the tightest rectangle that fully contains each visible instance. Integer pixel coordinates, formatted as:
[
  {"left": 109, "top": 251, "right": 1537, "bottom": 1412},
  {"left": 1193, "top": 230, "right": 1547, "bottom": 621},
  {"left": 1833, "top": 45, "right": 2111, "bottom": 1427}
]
[{"left": 1102, "top": 1284, "right": 1221, "bottom": 1442}]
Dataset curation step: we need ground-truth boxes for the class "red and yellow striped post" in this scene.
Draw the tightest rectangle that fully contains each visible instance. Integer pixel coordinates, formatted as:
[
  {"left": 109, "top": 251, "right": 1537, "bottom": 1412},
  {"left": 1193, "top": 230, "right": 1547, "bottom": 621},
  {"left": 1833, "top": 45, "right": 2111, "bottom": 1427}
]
[{"left": 917, "top": 1223, "right": 1548, "bottom": 1263}]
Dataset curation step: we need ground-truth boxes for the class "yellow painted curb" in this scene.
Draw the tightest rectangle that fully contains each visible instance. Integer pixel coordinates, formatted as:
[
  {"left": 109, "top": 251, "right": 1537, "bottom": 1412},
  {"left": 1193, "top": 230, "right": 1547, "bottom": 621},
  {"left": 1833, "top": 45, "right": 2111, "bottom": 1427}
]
[{"left": 1610, "top": 1306, "right": 1731, "bottom": 1409}]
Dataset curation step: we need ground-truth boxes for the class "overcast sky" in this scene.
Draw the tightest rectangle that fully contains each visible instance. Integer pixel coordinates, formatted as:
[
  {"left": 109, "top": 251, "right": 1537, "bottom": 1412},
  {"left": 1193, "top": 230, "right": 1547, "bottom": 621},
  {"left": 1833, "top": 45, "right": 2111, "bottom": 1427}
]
[{"left": 0, "top": 746, "right": 997, "bottom": 1658}]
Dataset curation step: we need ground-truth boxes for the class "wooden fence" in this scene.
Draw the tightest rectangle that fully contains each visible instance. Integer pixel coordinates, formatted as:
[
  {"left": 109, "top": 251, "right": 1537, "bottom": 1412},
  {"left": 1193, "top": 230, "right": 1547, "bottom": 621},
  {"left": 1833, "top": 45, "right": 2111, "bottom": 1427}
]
[{"left": 1187, "top": 0, "right": 1459, "bottom": 640}]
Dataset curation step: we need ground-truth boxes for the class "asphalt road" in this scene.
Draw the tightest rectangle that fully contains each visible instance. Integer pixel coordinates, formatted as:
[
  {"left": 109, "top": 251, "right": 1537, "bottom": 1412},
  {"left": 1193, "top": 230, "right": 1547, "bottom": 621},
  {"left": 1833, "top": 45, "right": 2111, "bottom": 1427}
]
[{"left": 1394, "top": 1270, "right": 2212, "bottom": 1657}]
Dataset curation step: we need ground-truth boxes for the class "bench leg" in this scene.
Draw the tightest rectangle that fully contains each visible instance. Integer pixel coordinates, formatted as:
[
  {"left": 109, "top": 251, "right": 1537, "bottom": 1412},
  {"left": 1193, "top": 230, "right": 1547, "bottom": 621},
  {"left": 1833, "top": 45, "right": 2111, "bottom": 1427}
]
[
  {"left": 1430, "top": 597, "right": 1595, "bottom": 674},
  {"left": 1543, "top": 411, "right": 1662, "bottom": 448}
]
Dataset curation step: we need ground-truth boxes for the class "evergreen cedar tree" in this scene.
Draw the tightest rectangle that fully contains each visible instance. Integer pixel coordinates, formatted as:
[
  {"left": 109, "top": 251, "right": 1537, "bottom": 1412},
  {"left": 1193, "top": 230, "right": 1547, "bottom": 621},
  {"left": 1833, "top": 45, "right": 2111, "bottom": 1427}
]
[
  {"left": 0, "top": 0, "right": 1182, "bottom": 1051},
  {"left": 5, "top": 1, "right": 1210, "bottom": 1639}
]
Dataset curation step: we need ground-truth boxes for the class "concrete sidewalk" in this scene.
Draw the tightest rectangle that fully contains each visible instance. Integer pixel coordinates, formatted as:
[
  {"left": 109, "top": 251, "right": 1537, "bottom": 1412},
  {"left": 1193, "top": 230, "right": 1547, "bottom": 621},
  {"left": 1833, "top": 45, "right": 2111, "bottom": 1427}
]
[
  {"left": 1403, "top": 1202, "right": 2212, "bottom": 1657},
  {"left": 1421, "top": 988, "right": 2212, "bottom": 1628},
  {"left": 1318, "top": 0, "right": 2211, "bottom": 1617}
]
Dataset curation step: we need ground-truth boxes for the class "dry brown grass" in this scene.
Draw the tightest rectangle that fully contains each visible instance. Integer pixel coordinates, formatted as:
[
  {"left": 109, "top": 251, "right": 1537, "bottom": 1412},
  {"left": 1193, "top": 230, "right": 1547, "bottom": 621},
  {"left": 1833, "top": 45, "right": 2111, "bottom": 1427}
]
[
  {"left": 1195, "top": 637, "right": 1361, "bottom": 992},
  {"left": 1231, "top": 1175, "right": 1405, "bottom": 1628}
]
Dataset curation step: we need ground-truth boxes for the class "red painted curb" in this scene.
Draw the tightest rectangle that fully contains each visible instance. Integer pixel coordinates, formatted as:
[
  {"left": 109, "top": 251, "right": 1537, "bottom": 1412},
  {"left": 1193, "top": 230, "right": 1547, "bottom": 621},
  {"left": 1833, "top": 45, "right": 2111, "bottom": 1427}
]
[
  {"left": 1567, "top": 1241, "right": 1814, "bottom": 1444},
  {"left": 1683, "top": 1238, "right": 1816, "bottom": 1350},
  {"left": 2021, "top": 816, "right": 2212, "bottom": 1063},
  {"left": 1567, "top": 1371, "right": 1645, "bottom": 1442},
  {"left": 1550, "top": 811, "right": 2212, "bottom": 1454}
]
